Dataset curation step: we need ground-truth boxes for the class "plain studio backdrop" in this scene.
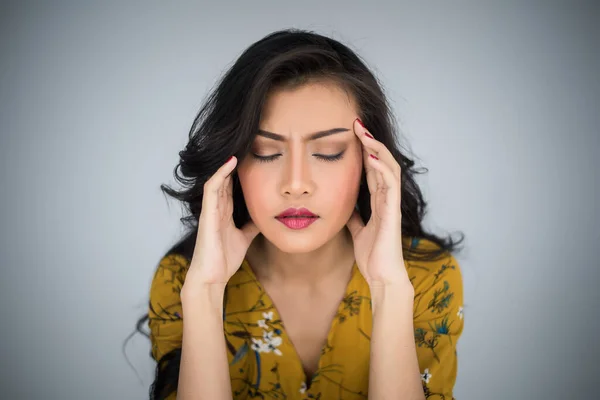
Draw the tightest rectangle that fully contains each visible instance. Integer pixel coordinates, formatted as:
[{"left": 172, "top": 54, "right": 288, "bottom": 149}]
[{"left": 1, "top": 1, "right": 598, "bottom": 399}]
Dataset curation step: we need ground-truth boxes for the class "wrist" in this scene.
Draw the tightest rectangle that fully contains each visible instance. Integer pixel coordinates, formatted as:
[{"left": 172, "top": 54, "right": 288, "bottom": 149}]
[
  {"left": 181, "top": 281, "right": 227, "bottom": 311},
  {"left": 370, "top": 282, "right": 414, "bottom": 316}
]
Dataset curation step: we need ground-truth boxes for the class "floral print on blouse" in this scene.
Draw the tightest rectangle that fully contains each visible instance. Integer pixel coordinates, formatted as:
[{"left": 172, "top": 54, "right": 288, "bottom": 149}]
[{"left": 148, "top": 237, "right": 464, "bottom": 399}]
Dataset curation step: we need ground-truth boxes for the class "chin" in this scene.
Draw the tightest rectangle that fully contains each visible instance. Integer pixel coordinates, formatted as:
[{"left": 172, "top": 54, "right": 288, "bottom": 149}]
[
  {"left": 275, "top": 241, "right": 322, "bottom": 254},
  {"left": 260, "top": 219, "right": 344, "bottom": 254},
  {"left": 261, "top": 231, "right": 324, "bottom": 253}
]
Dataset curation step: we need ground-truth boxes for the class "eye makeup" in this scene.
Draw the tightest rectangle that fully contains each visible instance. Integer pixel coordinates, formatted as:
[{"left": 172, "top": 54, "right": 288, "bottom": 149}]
[{"left": 251, "top": 150, "right": 346, "bottom": 164}]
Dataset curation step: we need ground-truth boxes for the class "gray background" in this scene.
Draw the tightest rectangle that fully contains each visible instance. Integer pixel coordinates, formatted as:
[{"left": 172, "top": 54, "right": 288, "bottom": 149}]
[{"left": 1, "top": 1, "right": 598, "bottom": 399}]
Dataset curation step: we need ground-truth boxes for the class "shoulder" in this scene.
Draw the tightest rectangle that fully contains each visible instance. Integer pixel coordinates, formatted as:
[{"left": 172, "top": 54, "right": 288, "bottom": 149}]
[
  {"left": 407, "top": 240, "right": 464, "bottom": 397},
  {"left": 148, "top": 253, "right": 190, "bottom": 361},
  {"left": 149, "top": 253, "right": 191, "bottom": 322},
  {"left": 404, "top": 238, "right": 463, "bottom": 298},
  {"left": 404, "top": 239, "right": 463, "bottom": 331},
  {"left": 150, "top": 253, "right": 191, "bottom": 294}
]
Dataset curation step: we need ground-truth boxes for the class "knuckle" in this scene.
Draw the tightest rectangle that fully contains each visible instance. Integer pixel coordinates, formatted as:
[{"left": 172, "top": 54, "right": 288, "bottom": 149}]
[{"left": 372, "top": 139, "right": 383, "bottom": 150}]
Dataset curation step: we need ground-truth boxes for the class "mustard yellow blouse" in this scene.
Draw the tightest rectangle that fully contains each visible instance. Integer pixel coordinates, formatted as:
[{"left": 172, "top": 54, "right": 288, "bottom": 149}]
[{"left": 149, "top": 238, "right": 464, "bottom": 399}]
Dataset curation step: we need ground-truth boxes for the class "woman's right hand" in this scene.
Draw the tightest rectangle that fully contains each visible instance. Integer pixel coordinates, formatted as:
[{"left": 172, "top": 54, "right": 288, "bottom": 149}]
[{"left": 184, "top": 155, "right": 260, "bottom": 288}]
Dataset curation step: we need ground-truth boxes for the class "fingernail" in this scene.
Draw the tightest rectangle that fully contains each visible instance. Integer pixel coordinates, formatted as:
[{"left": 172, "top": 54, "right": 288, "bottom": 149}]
[
  {"left": 226, "top": 156, "right": 233, "bottom": 163},
  {"left": 369, "top": 154, "right": 379, "bottom": 160},
  {"left": 356, "top": 118, "right": 373, "bottom": 138}
]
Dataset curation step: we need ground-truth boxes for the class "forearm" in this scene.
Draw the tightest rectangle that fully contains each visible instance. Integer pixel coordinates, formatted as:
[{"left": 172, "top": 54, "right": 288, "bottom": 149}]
[
  {"left": 369, "top": 284, "right": 424, "bottom": 400},
  {"left": 178, "top": 282, "right": 231, "bottom": 400}
]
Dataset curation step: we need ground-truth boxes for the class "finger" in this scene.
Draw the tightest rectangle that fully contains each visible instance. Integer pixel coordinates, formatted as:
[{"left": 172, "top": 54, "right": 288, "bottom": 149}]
[
  {"left": 345, "top": 209, "right": 364, "bottom": 240},
  {"left": 353, "top": 119, "right": 401, "bottom": 179},
  {"left": 361, "top": 145, "right": 386, "bottom": 208},
  {"left": 202, "top": 156, "right": 237, "bottom": 216},
  {"left": 359, "top": 145, "right": 381, "bottom": 218},
  {"left": 222, "top": 174, "right": 234, "bottom": 220},
  {"left": 218, "top": 174, "right": 230, "bottom": 201},
  {"left": 353, "top": 120, "right": 387, "bottom": 194},
  {"left": 367, "top": 153, "right": 401, "bottom": 206},
  {"left": 224, "top": 174, "right": 233, "bottom": 198},
  {"left": 220, "top": 174, "right": 232, "bottom": 205},
  {"left": 371, "top": 152, "right": 385, "bottom": 189},
  {"left": 361, "top": 138, "right": 378, "bottom": 194}
]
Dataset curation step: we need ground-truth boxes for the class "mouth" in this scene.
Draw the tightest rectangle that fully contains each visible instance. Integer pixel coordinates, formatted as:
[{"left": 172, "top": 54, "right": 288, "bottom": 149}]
[
  {"left": 275, "top": 207, "right": 318, "bottom": 219},
  {"left": 275, "top": 207, "right": 319, "bottom": 230},
  {"left": 276, "top": 215, "right": 319, "bottom": 219},
  {"left": 275, "top": 216, "right": 318, "bottom": 229}
]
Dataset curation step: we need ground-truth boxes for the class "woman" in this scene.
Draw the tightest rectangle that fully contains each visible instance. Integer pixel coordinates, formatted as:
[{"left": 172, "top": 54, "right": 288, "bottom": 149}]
[{"left": 140, "top": 28, "right": 465, "bottom": 399}]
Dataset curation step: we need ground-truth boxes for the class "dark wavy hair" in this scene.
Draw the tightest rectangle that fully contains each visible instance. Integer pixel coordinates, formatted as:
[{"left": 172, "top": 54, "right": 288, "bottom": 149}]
[{"left": 129, "top": 28, "right": 465, "bottom": 399}]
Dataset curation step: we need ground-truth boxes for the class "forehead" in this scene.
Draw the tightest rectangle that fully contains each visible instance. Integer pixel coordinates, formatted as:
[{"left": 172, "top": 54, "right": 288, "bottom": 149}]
[{"left": 259, "top": 81, "right": 357, "bottom": 139}]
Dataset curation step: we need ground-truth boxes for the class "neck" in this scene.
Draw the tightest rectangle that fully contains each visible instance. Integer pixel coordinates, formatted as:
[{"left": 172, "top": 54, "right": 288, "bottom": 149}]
[{"left": 246, "top": 228, "right": 355, "bottom": 287}]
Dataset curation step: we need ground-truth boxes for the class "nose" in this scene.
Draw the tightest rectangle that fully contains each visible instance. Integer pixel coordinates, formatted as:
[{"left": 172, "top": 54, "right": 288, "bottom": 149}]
[{"left": 279, "top": 149, "right": 315, "bottom": 198}]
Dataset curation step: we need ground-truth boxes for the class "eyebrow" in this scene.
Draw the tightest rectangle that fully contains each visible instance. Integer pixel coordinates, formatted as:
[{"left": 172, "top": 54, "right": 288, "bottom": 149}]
[{"left": 256, "top": 127, "right": 350, "bottom": 142}]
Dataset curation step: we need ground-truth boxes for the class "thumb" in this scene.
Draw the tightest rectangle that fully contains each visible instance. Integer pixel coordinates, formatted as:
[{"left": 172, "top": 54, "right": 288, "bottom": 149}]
[
  {"left": 240, "top": 219, "right": 260, "bottom": 243},
  {"left": 346, "top": 209, "right": 364, "bottom": 240}
]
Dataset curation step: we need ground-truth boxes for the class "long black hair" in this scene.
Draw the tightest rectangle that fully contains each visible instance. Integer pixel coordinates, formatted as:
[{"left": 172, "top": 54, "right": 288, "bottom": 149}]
[{"left": 131, "top": 28, "right": 465, "bottom": 399}]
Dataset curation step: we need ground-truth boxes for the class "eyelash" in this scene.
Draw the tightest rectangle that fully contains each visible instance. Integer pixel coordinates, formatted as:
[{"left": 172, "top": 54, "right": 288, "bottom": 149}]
[{"left": 252, "top": 151, "right": 345, "bottom": 164}]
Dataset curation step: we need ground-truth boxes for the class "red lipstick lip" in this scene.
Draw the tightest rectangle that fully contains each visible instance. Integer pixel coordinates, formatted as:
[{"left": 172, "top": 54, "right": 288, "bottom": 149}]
[{"left": 276, "top": 207, "right": 318, "bottom": 218}]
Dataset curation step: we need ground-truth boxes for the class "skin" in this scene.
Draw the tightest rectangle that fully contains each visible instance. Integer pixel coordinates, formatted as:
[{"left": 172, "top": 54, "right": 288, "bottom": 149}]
[
  {"left": 178, "top": 79, "right": 424, "bottom": 399},
  {"left": 237, "top": 80, "right": 363, "bottom": 287},
  {"left": 232, "top": 80, "right": 365, "bottom": 382}
]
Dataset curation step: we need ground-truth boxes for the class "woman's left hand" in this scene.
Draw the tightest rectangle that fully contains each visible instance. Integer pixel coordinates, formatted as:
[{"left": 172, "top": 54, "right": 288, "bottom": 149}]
[{"left": 346, "top": 118, "right": 412, "bottom": 291}]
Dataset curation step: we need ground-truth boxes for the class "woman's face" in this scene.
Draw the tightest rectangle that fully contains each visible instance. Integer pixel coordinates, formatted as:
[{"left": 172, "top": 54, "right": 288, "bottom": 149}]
[{"left": 237, "top": 81, "right": 363, "bottom": 253}]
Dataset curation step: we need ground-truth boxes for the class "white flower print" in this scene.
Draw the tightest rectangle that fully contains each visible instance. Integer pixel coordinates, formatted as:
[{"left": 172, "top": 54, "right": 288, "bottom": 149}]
[
  {"left": 421, "top": 368, "right": 432, "bottom": 384},
  {"left": 299, "top": 381, "right": 307, "bottom": 394},
  {"left": 263, "top": 311, "right": 273, "bottom": 320},
  {"left": 263, "top": 330, "right": 283, "bottom": 356},
  {"left": 250, "top": 337, "right": 270, "bottom": 353},
  {"left": 263, "top": 330, "right": 275, "bottom": 341},
  {"left": 257, "top": 319, "right": 269, "bottom": 329},
  {"left": 457, "top": 306, "right": 464, "bottom": 320},
  {"left": 257, "top": 311, "right": 274, "bottom": 330},
  {"left": 272, "top": 347, "right": 282, "bottom": 355},
  {"left": 250, "top": 330, "right": 283, "bottom": 356}
]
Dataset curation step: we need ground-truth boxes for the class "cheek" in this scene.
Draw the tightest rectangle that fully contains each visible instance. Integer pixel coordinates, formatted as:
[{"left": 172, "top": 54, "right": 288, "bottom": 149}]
[
  {"left": 322, "top": 152, "right": 362, "bottom": 207},
  {"left": 237, "top": 164, "right": 272, "bottom": 215},
  {"left": 237, "top": 147, "right": 363, "bottom": 218}
]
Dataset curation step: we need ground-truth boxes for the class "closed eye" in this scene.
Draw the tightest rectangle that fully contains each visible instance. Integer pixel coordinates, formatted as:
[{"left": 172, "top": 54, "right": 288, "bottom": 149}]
[{"left": 252, "top": 151, "right": 345, "bottom": 164}]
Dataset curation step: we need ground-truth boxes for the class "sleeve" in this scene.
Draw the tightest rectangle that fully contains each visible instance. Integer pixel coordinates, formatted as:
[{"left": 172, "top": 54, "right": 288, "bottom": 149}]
[
  {"left": 148, "top": 253, "right": 190, "bottom": 362},
  {"left": 411, "top": 252, "right": 464, "bottom": 400}
]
